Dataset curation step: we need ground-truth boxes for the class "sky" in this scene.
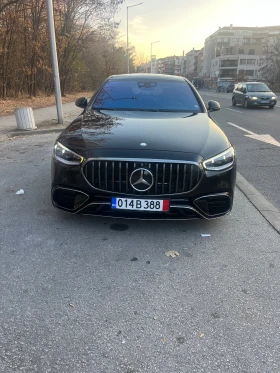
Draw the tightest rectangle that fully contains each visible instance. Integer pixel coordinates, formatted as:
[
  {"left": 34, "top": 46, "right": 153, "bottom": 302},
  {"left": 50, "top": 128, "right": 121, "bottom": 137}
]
[{"left": 114, "top": 0, "right": 280, "bottom": 62}]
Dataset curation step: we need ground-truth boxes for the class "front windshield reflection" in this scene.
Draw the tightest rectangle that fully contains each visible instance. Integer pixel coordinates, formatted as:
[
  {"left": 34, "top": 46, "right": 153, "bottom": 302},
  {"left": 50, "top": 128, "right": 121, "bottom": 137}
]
[
  {"left": 247, "top": 84, "right": 270, "bottom": 92},
  {"left": 92, "top": 79, "right": 202, "bottom": 112}
]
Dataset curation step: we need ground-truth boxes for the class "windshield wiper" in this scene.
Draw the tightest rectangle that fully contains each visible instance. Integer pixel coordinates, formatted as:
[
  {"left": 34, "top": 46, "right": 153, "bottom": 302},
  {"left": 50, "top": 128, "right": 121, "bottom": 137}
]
[{"left": 102, "top": 88, "right": 137, "bottom": 101}]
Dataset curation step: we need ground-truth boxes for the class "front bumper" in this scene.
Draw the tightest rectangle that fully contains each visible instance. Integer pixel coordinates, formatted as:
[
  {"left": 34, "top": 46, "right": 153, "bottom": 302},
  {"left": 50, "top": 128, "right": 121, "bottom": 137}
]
[
  {"left": 248, "top": 98, "right": 277, "bottom": 107},
  {"left": 51, "top": 158, "right": 236, "bottom": 220}
]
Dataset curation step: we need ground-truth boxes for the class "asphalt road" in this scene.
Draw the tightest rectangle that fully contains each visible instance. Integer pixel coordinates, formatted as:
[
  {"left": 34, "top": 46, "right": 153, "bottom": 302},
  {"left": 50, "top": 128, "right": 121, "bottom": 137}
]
[
  {"left": 1, "top": 134, "right": 280, "bottom": 372},
  {"left": 200, "top": 91, "right": 280, "bottom": 211}
]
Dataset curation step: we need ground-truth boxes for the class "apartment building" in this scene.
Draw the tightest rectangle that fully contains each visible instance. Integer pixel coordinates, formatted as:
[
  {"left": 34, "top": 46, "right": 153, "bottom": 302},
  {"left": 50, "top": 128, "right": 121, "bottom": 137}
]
[
  {"left": 157, "top": 56, "right": 183, "bottom": 75},
  {"left": 182, "top": 49, "right": 200, "bottom": 79},
  {"left": 203, "top": 25, "right": 280, "bottom": 81}
]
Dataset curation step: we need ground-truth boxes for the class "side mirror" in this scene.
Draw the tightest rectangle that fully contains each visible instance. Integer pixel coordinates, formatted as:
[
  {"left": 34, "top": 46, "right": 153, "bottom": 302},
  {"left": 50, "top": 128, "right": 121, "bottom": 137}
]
[
  {"left": 75, "top": 97, "right": 88, "bottom": 109},
  {"left": 207, "top": 100, "right": 220, "bottom": 112}
]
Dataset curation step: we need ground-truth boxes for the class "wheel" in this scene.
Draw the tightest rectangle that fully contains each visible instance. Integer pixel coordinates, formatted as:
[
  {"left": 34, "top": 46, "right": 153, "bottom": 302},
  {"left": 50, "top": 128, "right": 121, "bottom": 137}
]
[
  {"left": 268, "top": 105, "right": 274, "bottom": 109},
  {"left": 232, "top": 97, "right": 236, "bottom": 106},
  {"left": 244, "top": 99, "right": 249, "bottom": 108}
]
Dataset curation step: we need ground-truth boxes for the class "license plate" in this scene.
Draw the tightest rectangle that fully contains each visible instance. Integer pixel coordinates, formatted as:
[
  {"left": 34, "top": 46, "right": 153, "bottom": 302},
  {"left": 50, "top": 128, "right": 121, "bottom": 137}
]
[
  {"left": 260, "top": 100, "right": 268, "bottom": 103},
  {"left": 112, "top": 198, "right": 170, "bottom": 211}
]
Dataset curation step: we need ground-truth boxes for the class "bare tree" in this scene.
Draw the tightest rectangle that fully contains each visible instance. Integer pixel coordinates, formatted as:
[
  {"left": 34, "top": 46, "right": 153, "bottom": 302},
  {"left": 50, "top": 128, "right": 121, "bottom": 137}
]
[
  {"left": 259, "top": 37, "right": 280, "bottom": 90},
  {"left": 0, "top": 0, "right": 23, "bottom": 13},
  {"left": 0, "top": 0, "right": 129, "bottom": 99}
]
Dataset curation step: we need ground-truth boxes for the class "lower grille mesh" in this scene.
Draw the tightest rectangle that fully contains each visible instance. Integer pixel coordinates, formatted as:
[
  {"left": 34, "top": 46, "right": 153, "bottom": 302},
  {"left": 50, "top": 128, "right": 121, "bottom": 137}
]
[{"left": 83, "top": 160, "right": 202, "bottom": 195}]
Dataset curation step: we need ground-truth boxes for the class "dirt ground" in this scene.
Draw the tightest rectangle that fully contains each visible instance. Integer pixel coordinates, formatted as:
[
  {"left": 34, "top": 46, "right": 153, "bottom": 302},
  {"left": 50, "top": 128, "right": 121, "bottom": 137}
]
[{"left": 0, "top": 92, "right": 93, "bottom": 116}]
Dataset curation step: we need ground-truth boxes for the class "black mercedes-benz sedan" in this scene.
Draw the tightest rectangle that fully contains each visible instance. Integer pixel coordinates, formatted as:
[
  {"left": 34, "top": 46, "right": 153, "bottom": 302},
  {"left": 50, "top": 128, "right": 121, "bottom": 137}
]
[{"left": 51, "top": 74, "right": 236, "bottom": 220}]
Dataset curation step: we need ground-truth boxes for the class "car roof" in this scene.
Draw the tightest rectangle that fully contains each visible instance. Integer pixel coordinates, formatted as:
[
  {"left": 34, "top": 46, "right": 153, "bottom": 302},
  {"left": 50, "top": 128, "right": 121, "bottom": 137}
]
[
  {"left": 108, "top": 73, "right": 186, "bottom": 82},
  {"left": 241, "top": 82, "right": 264, "bottom": 84}
]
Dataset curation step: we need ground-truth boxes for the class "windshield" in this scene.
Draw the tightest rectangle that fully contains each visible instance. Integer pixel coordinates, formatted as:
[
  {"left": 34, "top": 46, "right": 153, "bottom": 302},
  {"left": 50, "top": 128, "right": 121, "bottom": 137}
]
[
  {"left": 247, "top": 83, "right": 270, "bottom": 92},
  {"left": 92, "top": 79, "right": 202, "bottom": 112}
]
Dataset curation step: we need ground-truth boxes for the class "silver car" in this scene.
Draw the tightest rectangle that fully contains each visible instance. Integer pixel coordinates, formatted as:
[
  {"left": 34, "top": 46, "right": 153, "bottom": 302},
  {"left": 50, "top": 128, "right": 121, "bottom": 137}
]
[{"left": 232, "top": 82, "right": 277, "bottom": 109}]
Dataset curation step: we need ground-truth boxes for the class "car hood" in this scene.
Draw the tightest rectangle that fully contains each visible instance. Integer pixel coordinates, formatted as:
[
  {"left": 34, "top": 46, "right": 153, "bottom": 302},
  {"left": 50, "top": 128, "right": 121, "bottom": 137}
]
[{"left": 58, "top": 110, "right": 231, "bottom": 161}]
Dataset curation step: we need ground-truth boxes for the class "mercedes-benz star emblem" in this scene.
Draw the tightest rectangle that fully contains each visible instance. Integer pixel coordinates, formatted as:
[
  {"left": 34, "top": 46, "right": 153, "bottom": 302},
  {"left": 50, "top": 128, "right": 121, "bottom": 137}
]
[{"left": 130, "top": 168, "right": 154, "bottom": 192}]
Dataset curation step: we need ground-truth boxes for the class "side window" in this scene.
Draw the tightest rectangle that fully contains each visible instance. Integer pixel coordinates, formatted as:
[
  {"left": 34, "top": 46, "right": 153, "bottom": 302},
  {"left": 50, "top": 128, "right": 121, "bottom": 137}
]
[
  {"left": 236, "top": 83, "right": 242, "bottom": 91},
  {"left": 242, "top": 84, "right": 247, "bottom": 93}
]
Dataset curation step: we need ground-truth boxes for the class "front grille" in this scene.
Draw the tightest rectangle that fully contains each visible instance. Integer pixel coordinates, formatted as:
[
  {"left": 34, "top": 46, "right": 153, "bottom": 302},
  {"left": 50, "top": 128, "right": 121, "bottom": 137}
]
[
  {"left": 83, "top": 159, "right": 202, "bottom": 195},
  {"left": 260, "top": 97, "right": 269, "bottom": 100}
]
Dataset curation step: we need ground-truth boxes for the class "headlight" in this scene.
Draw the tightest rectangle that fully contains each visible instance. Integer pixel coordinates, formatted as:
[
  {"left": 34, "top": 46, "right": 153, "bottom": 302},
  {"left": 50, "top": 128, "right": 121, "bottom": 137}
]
[
  {"left": 271, "top": 96, "right": 276, "bottom": 100},
  {"left": 249, "top": 96, "right": 258, "bottom": 100},
  {"left": 54, "top": 142, "right": 84, "bottom": 165},
  {"left": 203, "top": 147, "right": 235, "bottom": 171}
]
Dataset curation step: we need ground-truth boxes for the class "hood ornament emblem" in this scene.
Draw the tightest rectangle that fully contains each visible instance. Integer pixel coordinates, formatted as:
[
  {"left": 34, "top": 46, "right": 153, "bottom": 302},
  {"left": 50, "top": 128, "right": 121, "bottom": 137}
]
[{"left": 140, "top": 143, "right": 147, "bottom": 147}]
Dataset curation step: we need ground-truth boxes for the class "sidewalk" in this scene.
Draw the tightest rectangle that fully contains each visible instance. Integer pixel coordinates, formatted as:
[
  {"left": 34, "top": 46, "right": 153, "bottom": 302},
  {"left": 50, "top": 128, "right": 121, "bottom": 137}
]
[{"left": 0, "top": 102, "right": 82, "bottom": 142}]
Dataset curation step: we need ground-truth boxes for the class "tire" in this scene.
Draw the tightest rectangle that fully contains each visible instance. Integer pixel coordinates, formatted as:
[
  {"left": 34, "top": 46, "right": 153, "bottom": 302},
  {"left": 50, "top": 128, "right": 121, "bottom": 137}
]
[
  {"left": 244, "top": 99, "right": 249, "bottom": 108},
  {"left": 268, "top": 105, "right": 274, "bottom": 109},
  {"left": 232, "top": 97, "right": 236, "bottom": 106}
]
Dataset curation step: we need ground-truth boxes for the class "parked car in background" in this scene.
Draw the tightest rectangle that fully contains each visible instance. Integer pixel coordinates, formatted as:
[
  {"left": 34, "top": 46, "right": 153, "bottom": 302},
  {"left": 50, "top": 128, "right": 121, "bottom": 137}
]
[
  {"left": 232, "top": 82, "right": 277, "bottom": 108},
  {"left": 52, "top": 74, "right": 236, "bottom": 220},
  {"left": 226, "top": 83, "right": 235, "bottom": 93},
  {"left": 216, "top": 79, "right": 235, "bottom": 93}
]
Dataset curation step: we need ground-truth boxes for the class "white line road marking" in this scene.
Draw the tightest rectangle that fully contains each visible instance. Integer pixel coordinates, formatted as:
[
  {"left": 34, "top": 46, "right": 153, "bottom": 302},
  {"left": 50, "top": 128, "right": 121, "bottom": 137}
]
[
  {"left": 227, "top": 122, "right": 254, "bottom": 134},
  {"left": 227, "top": 122, "right": 280, "bottom": 147},
  {"left": 227, "top": 108, "right": 243, "bottom": 113}
]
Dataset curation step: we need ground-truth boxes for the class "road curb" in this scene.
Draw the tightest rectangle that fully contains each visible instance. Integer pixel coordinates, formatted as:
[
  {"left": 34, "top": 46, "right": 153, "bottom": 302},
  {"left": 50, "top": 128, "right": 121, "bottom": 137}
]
[
  {"left": 236, "top": 172, "right": 280, "bottom": 234},
  {"left": 0, "top": 117, "right": 73, "bottom": 143},
  {"left": 0, "top": 128, "right": 64, "bottom": 143}
]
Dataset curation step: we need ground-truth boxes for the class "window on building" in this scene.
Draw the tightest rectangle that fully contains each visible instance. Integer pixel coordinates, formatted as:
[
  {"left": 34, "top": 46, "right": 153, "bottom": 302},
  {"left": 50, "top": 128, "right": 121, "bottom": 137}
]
[
  {"left": 247, "top": 59, "right": 256, "bottom": 65},
  {"left": 238, "top": 49, "right": 244, "bottom": 54},
  {"left": 244, "top": 38, "right": 250, "bottom": 43},
  {"left": 240, "top": 59, "right": 246, "bottom": 65},
  {"left": 249, "top": 49, "right": 255, "bottom": 55},
  {"left": 221, "top": 60, "right": 238, "bottom": 67},
  {"left": 245, "top": 70, "right": 254, "bottom": 76}
]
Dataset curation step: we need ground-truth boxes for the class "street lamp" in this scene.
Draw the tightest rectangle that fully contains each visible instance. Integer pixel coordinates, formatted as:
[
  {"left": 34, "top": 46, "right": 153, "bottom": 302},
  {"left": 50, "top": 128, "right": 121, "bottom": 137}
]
[
  {"left": 127, "top": 2, "right": 143, "bottom": 74},
  {"left": 150, "top": 41, "right": 160, "bottom": 73}
]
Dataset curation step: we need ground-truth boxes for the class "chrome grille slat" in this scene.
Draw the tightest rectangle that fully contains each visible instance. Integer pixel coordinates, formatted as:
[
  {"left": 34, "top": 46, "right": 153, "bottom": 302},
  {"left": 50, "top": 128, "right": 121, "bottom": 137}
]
[
  {"left": 126, "top": 162, "right": 128, "bottom": 193},
  {"left": 119, "top": 162, "right": 122, "bottom": 192},
  {"left": 155, "top": 164, "right": 158, "bottom": 194},
  {"left": 169, "top": 164, "right": 172, "bottom": 193},
  {"left": 162, "top": 164, "right": 166, "bottom": 194},
  {"left": 98, "top": 161, "right": 101, "bottom": 188},
  {"left": 112, "top": 162, "right": 115, "bottom": 192},
  {"left": 189, "top": 165, "right": 193, "bottom": 189},
  {"left": 92, "top": 162, "right": 94, "bottom": 186},
  {"left": 105, "top": 162, "right": 108, "bottom": 190},
  {"left": 176, "top": 165, "right": 179, "bottom": 193},
  {"left": 84, "top": 160, "right": 201, "bottom": 195},
  {"left": 183, "top": 165, "right": 187, "bottom": 191}
]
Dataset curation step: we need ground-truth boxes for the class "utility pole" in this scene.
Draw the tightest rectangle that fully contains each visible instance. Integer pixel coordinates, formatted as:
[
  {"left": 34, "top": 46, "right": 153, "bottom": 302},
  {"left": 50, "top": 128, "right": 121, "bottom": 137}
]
[
  {"left": 46, "top": 0, "right": 63, "bottom": 124},
  {"left": 127, "top": 2, "right": 143, "bottom": 74}
]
